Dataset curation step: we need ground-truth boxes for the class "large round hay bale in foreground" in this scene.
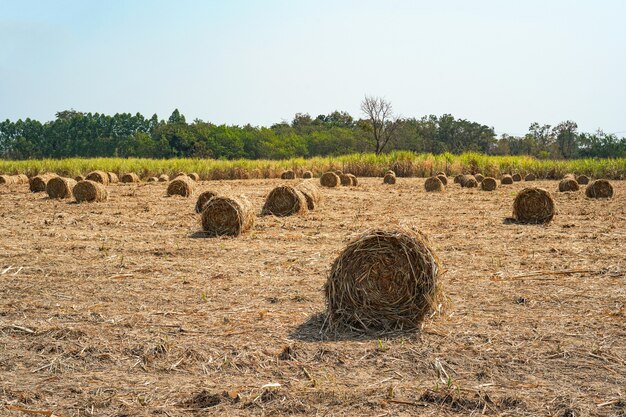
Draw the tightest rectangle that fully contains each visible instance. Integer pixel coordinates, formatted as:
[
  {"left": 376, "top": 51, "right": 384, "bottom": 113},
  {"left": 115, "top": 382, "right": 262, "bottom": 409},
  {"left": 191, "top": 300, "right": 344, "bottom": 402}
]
[
  {"left": 576, "top": 175, "right": 589, "bottom": 185},
  {"left": 347, "top": 174, "right": 358, "bottom": 186},
  {"left": 0, "top": 175, "right": 16, "bottom": 185},
  {"left": 558, "top": 179, "right": 579, "bottom": 192},
  {"left": 524, "top": 174, "right": 536, "bottom": 181},
  {"left": 585, "top": 179, "right": 613, "bottom": 199},
  {"left": 481, "top": 177, "right": 497, "bottom": 191},
  {"left": 501, "top": 175, "right": 513, "bottom": 185},
  {"left": 158, "top": 174, "right": 170, "bottom": 182},
  {"left": 339, "top": 174, "right": 353, "bottom": 186},
  {"left": 30, "top": 174, "right": 57, "bottom": 192},
  {"left": 86, "top": 170, "right": 109, "bottom": 185},
  {"left": 281, "top": 170, "right": 296, "bottom": 180},
  {"left": 121, "top": 173, "right": 140, "bottom": 183},
  {"left": 512, "top": 173, "right": 522, "bottom": 182},
  {"left": 303, "top": 171, "right": 313, "bottom": 179},
  {"left": 436, "top": 174, "right": 448, "bottom": 186},
  {"left": 188, "top": 172, "right": 200, "bottom": 181},
  {"left": 74, "top": 180, "right": 108, "bottom": 203},
  {"left": 474, "top": 174, "right": 484, "bottom": 183},
  {"left": 296, "top": 181, "right": 320, "bottom": 210},
  {"left": 513, "top": 188, "right": 555, "bottom": 224},
  {"left": 195, "top": 190, "right": 218, "bottom": 213},
  {"left": 46, "top": 177, "right": 77, "bottom": 199},
  {"left": 424, "top": 176, "right": 444, "bottom": 192},
  {"left": 167, "top": 176, "right": 194, "bottom": 197},
  {"left": 324, "top": 229, "right": 440, "bottom": 332},
  {"left": 461, "top": 175, "right": 478, "bottom": 188},
  {"left": 383, "top": 173, "right": 396, "bottom": 184},
  {"left": 261, "top": 185, "right": 308, "bottom": 216},
  {"left": 320, "top": 172, "right": 340, "bottom": 188},
  {"left": 107, "top": 172, "right": 119, "bottom": 184},
  {"left": 201, "top": 195, "right": 254, "bottom": 236}
]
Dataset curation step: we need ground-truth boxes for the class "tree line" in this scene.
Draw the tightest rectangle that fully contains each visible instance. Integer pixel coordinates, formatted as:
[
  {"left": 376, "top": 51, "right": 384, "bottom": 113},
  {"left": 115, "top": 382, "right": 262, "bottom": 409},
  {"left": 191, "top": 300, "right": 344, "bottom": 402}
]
[{"left": 1, "top": 108, "right": 624, "bottom": 160}]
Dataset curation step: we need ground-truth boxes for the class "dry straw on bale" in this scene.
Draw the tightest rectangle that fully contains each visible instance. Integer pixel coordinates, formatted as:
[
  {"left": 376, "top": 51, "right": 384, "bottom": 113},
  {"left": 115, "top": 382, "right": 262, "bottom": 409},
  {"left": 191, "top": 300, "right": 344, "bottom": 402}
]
[
  {"left": 303, "top": 171, "right": 313, "bottom": 179},
  {"left": 576, "top": 175, "right": 590, "bottom": 185},
  {"left": 474, "top": 174, "right": 484, "bottom": 183},
  {"left": 74, "top": 180, "right": 108, "bottom": 203},
  {"left": 46, "top": 177, "right": 77, "bottom": 199},
  {"left": 158, "top": 174, "right": 170, "bottom": 182},
  {"left": 75, "top": 175, "right": 85, "bottom": 182},
  {"left": 424, "top": 176, "right": 445, "bottom": 192},
  {"left": 121, "top": 173, "right": 140, "bottom": 183},
  {"left": 347, "top": 174, "right": 358, "bottom": 186},
  {"left": 30, "top": 174, "right": 57, "bottom": 192},
  {"left": 585, "top": 179, "right": 613, "bottom": 199},
  {"left": 320, "top": 172, "right": 340, "bottom": 188},
  {"left": 281, "top": 170, "right": 296, "bottom": 180},
  {"left": 323, "top": 229, "right": 440, "bottom": 332},
  {"left": 501, "top": 175, "right": 513, "bottom": 185},
  {"left": 558, "top": 178, "right": 579, "bottom": 192},
  {"left": 261, "top": 185, "right": 308, "bottom": 216},
  {"left": 107, "top": 172, "right": 119, "bottom": 183},
  {"left": 461, "top": 175, "right": 478, "bottom": 188},
  {"left": 201, "top": 195, "right": 254, "bottom": 236},
  {"left": 188, "top": 173, "right": 200, "bottom": 181},
  {"left": 512, "top": 173, "right": 522, "bottom": 182},
  {"left": 481, "top": 177, "right": 497, "bottom": 191},
  {"left": 436, "top": 174, "right": 448, "bottom": 186},
  {"left": 383, "top": 173, "right": 396, "bottom": 184},
  {"left": 513, "top": 187, "right": 555, "bottom": 224},
  {"left": 86, "top": 170, "right": 109, "bottom": 185},
  {"left": 339, "top": 174, "right": 353, "bottom": 186},
  {"left": 195, "top": 190, "right": 218, "bottom": 213},
  {"left": 295, "top": 180, "right": 320, "bottom": 210},
  {"left": 525, "top": 174, "right": 536, "bottom": 181},
  {"left": 167, "top": 176, "right": 195, "bottom": 197}
]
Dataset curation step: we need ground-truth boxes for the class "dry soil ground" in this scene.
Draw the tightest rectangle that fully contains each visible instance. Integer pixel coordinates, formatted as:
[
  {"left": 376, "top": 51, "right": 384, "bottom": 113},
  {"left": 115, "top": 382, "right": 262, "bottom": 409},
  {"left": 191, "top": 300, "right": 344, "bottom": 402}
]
[{"left": 1, "top": 178, "right": 625, "bottom": 417}]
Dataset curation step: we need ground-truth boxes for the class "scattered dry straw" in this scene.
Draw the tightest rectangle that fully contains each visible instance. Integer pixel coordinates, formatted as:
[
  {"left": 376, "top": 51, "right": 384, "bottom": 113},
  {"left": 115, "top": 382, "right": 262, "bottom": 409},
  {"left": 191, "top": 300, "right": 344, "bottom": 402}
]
[
  {"left": 513, "top": 187, "right": 555, "bottom": 224},
  {"left": 585, "top": 179, "right": 613, "bottom": 199},
  {"left": 167, "top": 176, "right": 195, "bottom": 197},
  {"left": 261, "top": 185, "right": 308, "bottom": 216},
  {"left": 74, "top": 180, "right": 108, "bottom": 203},
  {"left": 201, "top": 195, "right": 254, "bottom": 236},
  {"left": 46, "top": 177, "right": 77, "bottom": 199}
]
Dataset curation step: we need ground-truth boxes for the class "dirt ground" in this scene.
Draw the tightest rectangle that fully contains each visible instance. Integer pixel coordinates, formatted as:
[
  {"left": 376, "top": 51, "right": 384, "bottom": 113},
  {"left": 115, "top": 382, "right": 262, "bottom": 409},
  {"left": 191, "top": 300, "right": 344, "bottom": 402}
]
[{"left": 1, "top": 177, "right": 624, "bottom": 417}]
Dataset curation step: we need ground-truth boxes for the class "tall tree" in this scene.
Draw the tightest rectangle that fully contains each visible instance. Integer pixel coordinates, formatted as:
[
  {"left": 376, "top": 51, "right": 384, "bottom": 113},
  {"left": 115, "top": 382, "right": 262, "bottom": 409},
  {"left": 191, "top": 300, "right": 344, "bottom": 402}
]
[{"left": 360, "top": 95, "right": 400, "bottom": 155}]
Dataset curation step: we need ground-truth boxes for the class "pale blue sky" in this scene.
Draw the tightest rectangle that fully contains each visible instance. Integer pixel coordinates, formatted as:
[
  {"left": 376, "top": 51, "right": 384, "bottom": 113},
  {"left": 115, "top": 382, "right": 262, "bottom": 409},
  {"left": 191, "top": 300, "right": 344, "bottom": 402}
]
[{"left": 1, "top": 0, "right": 625, "bottom": 135}]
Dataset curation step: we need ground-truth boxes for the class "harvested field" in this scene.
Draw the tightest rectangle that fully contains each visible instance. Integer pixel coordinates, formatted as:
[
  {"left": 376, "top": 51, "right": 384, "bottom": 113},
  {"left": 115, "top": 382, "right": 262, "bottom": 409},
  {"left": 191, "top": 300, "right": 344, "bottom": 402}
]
[{"left": 0, "top": 178, "right": 624, "bottom": 417}]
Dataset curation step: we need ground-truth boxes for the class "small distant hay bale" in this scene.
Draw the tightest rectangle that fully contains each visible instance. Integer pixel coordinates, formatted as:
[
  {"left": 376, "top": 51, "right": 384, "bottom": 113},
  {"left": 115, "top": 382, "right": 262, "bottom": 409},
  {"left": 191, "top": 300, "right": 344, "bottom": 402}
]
[
  {"left": 585, "top": 179, "right": 613, "bottom": 199},
  {"left": 167, "top": 176, "right": 195, "bottom": 197},
  {"left": 501, "top": 175, "right": 513, "bottom": 185},
  {"left": 320, "top": 172, "right": 340, "bottom": 188},
  {"left": 347, "top": 174, "right": 358, "bottom": 186},
  {"left": 15, "top": 174, "right": 29, "bottom": 184},
  {"left": 461, "top": 175, "right": 478, "bottom": 188},
  {"left": 303, "top": 171, "right": 313, "bottom": 179},
  {"left": 512, "top": 173, "right": 522, "bottom": 182},
  {"left": 75, "top": 175, "right": 85, "bottom": 182},
  {"left": 261, "top": 185, "right": 308, "bottom": 216},
  {"left": 576, "top": 175, "right": 589, "bottom": 185},
  {"left": 74, "top": 180, "right": 108, "bottom": 203},
  {"left": 0, "top": 175, "right": 16, "bottom": 185},
  {"left": 339, "top": 174, "right": 353, "bottom": 186},
  {"left": 107, "top": 172, "right": 119, "bottom": 183},
  {"left": 195, "top": 190, "right": 218, "bottom": 213},
  {"left": 46, "top": 177, "right": 77, "bottom": 199},
  {"left": 563, "top": 173, "right": 576, "bottom": 180},
  {"left": 324, "top": 229, "right": 440, "bottom": 332},
  {"left": 281, "top": 170, "right": 296, "bottom": 180},
  {"left": 334, "top": 170, "right": 343, "bottom": 176},
  {"left": 30, "top": 174, "right": 57, "bottom": 192},
  {"left": 383, "top": 173, "right": 396, "bottom": 184},
  {"left": 201, "top": 195, "right": 254, "bottom": 236},
  {"left": 86, "top": 170, "right": 109, "bottom": 185},
  {"left": 524, "top": 174, "right": 536, "bottom": 181},
  {"left": 296, "top": 181, "right": 320, "bottom": 210},
  {"left": 453, "top": 174, "right": 465, "bottom": 184},
  {"left": 188, "top": 173, "right": 200, "bottom": 181},
  {"left": 435, "top": 171, "right": 446, "bottom": 177},
  {"left": 158, "top": 174, "right": 170, "bottom": 182},
  {"left": 147, "top": 177, "right": 158, "bottom": 182},
  {"left": 474, "top": 174, "right": 484, "bottom": 183},
  {"left": 424, "top": 176, "right": 444, "bottom": 192},
  {"left": 436, "top": 174, "right": 448, "bottom": 186},
  {"left": 558, "top": 179, "right": 579, "bottom": 192},
  {"left": 121, "top": 173, "right": 140, "bottom": 183},
  {"left": 385, "top": 170, "right": 396, "bottom": 177},
  {"left": 513, "top": 187, "right": 555, "bottom": 224},
  {"left": 174, "top": 172, "right": 187, "bottom": 179},
  {"left": 481, "top": 177, "right": 497, "bottom": 191}
]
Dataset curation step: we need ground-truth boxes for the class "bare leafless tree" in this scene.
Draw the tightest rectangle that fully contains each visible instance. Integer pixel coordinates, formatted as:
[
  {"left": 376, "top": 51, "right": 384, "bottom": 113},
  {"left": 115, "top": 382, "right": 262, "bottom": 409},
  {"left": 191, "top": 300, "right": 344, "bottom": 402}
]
[{"left": 360, "top": 95, "right": 400, "bottom": 155}]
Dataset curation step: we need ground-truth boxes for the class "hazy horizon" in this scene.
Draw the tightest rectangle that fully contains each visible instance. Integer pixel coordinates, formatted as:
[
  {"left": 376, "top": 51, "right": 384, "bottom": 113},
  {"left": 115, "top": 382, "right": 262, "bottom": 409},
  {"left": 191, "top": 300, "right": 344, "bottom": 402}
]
[{"left": 1, "top": 0, "right": 625, "bottom": 136}]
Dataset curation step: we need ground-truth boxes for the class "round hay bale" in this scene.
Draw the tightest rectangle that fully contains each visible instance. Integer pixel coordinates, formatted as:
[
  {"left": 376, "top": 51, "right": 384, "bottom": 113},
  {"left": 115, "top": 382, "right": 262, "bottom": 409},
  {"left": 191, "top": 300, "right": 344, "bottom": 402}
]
[
  {"left": 563, "top": 173, "right": 576, "bottom": 180},
  {"left": 424, "top": 176, "right": 444, "bottom": 192},
  {"left": 46, "top": 177, "right": 77, "bottom": 199},
  {"left": 29, "top": 174, "right": 57, "bottom": 192},
  {"left": 339, "top": 174, "right": 353, "bottom": 186},
  {"left": 524, "top": 174, "right": 536, "bottom": 181},
  {"left": 174, "top": 172, "right": 187, "bottom": 179},
  {"left": 435, "top": 171, "right": 446, "bottom": 177},
  {"left": 201, "top": 195, "right": 254, "bottom": 236},
  {"left": 121, "top": 172, "right": 140, "bottom": 183},
  {"left": 385, "top": 170, "right": 396, "bottom": 177},
  {"left": 167, "top": 176, "right": 194, "bottom": 197},
  {"left": 513, "top": 187, "right": 555, "bottom": 224},
  {"left": 481, "top": 177, "right": 497, "bottom": 191},
  {"left": 107, "top": 172, "right": 119, "bottom": 183},
  {"left": 74, "top": 180, "right": 108, "bottom": 203},
  {"left": 281, "top": 170, "right": 296, "bottom": 180},
  {"left": 383, "top": 173, "right": 396, "bottom": 184},
  {"left": 296, "top": 181, "right": 320, "bottom": 210},
  {"left": 474, "top": 174, "right": 484, "bottom": 183},
  {"left": 147, "top": 177, "right": 158, "bottom": 182},
  {"left": 461, "top": 175, "right": 478, "bottom": 188},
  {"left": 576, "top": 175, "right": 589, "bottom": 185},
  {"left": 75, "top": 175, "right": 85, "bottom": 182},
  {"left": 86, "top": 170, "right": 109, "bottom": 185},
  {"left": 15, "top": 174, "right": 29, "bottom": 184},
  {"left": 558, "top": 179, "right": 579, "bottom": 192},
  {"left": 261, "top": 185, "right": 308, "bottom": 216},
  {"left": 453, "top": 174, "right": 465, "bottom": 184},
  {"left": 158, "top": 174, "right": 170, "bottom": 182},
  {"left": 320, "top": 172, "right": 340, "bottom": 188},
  {"left": 324, "top": 229, "right": 440, "bottom": 332},
  {"left": 188, "top": 172, "right": 200, "bottom": 181},
  {"left": 347, "top": 174, "right": 358, "bottom": 186},
  {"left": 436, "top": 174, "right": 448, "bottom": 186},
  {"left": 303, "top": 171, "right": 313, "bottom": 179},
  {"left": 512, "top": 173, "right": 522, "bottom": 182},
  {"left": 334, "top": 170, "right": 343, "bottom": 176},
  {"left": 501, "top": 175, "right": 513, "bottom": 185},
  {"left": 195, "top": 190, "right": 218, "bottom": 213},
  {"left": 0, "top": 175, "right": 16, "bottom": 185},
  {"left": 585, "top": 179, "right": 613, "bottom": 199}
]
